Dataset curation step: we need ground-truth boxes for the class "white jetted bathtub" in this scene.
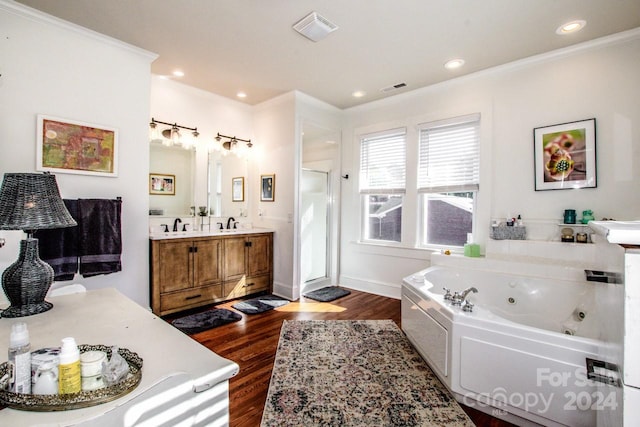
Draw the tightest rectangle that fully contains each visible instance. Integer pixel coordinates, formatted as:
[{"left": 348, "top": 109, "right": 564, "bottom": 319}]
[{"left": 402, "top": 262, "right": 610, "bottom": 427}]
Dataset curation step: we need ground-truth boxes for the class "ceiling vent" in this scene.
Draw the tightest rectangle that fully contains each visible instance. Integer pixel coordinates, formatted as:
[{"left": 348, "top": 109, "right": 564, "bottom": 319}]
[
  {"left": 293, "top": 12, "right": 338, "bottom": 42},
  {"left": 380, "top": 82, "right": 407, "bottom": 93}
]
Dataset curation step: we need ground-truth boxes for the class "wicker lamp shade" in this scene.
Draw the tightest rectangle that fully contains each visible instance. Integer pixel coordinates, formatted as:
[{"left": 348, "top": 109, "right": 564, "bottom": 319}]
[{"left": 0, "top": 172, "right": 77, "bottom": 318}]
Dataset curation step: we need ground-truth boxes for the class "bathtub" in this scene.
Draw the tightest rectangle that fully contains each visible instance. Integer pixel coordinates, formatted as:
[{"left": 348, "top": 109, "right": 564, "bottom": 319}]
[{"left": 402, "top": 264, "right": 610, "bottom": 427}]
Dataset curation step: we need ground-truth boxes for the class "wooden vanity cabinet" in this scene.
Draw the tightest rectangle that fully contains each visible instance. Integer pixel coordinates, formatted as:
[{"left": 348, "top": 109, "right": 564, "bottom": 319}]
[
  {"left": 223, "top": 234, "right": 273, "bottom": 299},
  {"left": 150, "top": 232, "right": 273, "bottom": 316}
]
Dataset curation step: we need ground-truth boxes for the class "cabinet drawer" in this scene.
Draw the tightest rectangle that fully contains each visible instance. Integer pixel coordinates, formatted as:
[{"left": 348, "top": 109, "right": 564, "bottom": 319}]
[
  {"left": 224, "top": 275, "right": 270, "bottom": 298},
  {"left": 161, "top": 284, "right": 223, "bottom": 312}
]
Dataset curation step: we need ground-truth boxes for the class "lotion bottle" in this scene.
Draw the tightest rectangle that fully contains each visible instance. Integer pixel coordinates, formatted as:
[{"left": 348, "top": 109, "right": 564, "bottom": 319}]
[
  {"left": 8, "top": 322, "right": 31, "bottom": 394},
  {"left": 58, "top": 337, "right": 81, "bottom": 394}
]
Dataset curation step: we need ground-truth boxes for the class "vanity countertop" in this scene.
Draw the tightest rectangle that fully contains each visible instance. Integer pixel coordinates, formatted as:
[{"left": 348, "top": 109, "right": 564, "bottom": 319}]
[{"left": 149, "top": 227, "right": 274, "bottom": 240}]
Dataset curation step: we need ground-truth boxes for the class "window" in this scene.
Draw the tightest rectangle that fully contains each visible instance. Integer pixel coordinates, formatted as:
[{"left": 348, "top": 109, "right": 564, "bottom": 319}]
[
  {"left": 359, "top": 128, "right": 406, "bottom": 243},
  {"left": 418, "top": 114, "right": 480, "bottom": 247}
]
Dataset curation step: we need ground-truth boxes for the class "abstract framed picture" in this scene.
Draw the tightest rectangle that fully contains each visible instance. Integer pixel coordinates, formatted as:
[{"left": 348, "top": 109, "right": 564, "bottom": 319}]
[
  {"left": 232, "top": 177, "right": 245, "bottom": 202},
  {"left": 149, "top": 173, "right": 175, "bottom": 195},
  {"left": 534, "top": 118, "right": 596, "bottom": 191},
  {"left": 37, "top": 115, "right": 118, "bottom": 177},
  {"left": 261, "top": 174, "right": 275, "bottom": 202}
]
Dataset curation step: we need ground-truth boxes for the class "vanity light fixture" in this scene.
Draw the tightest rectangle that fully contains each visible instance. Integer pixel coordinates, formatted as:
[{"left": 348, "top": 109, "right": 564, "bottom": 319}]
[
  {"left": 556, "top": 20, "right": 586, "bottom": 35},
  {"left": 149, "top": 118, "right": 199, "bottom": 149},
  {"left": 214, "top": 132, "right": 252, "bottom": 155}
]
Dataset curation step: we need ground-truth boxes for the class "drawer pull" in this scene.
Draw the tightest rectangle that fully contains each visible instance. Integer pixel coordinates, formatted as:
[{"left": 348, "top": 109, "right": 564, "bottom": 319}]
[
  {"left": 243, "top": 283, "right": 255, "bottom": 288},
  {"left": 185, "top": 294, "right": 202, "bottom": 300}
]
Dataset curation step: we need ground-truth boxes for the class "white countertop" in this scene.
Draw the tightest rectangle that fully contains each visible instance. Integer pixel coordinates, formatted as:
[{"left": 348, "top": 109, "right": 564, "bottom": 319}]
[
  {"left": 0, "top": 288, "right": 239, "bottom": 425},
  {"left": 589, "top": 220, "right": 640, "bottom": 245},
  {"left": 149, "top": 227, "right": 274, "bottom": 240}
]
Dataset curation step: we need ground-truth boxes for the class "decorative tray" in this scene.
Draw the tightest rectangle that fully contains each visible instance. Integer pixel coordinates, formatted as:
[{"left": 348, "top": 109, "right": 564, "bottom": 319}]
[{"left": 0, "top": 344, "right": 143, "bottom": 412}]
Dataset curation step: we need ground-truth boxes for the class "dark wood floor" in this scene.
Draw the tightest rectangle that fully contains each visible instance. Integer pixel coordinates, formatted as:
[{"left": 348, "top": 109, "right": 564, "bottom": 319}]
[{"left": 168, "top": 289, "right": 516, "bottom": 427}]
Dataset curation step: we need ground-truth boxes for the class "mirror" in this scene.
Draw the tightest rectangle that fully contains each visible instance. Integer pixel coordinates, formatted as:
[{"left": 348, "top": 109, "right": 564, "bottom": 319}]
[
  {"left": 149, "top": 143, "right": 250, "bottom": 218},
  {"left": 208, "top": 151, "right": 249, "bottom": 218},
  {"left": 149, "top": 143, "right": 195, "bottom": 216}
]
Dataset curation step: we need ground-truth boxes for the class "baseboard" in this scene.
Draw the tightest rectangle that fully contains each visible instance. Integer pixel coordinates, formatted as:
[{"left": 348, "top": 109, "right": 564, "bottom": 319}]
[
  {"left": 272, "top": 281, "right": 297, "bottom": 301},
  {"left": 339, "top": 275, "right": 401, "bottom": 300}
]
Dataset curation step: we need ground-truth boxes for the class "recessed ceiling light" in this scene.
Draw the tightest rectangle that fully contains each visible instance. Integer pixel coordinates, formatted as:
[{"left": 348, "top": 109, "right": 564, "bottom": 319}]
[
  {"left": 237, "top": 92, "right": 247, "bottom": 99},
  {"left": 172, "top": 70, "right": 185, "bottom": 77},
  {"left": 444, "top": 59, "right": 465, "bottom": 70},
  {"left": 556, "top": 20, "right": 586, "bottom": 35},
  {"left": 352, "top": 90, "right": 366, "bottom": 98}
]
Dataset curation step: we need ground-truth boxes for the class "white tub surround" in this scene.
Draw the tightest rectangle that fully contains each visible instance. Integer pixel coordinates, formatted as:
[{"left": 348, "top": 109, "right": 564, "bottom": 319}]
[{"left": 402, "top": 250, "right": 619, "bottom": 427}]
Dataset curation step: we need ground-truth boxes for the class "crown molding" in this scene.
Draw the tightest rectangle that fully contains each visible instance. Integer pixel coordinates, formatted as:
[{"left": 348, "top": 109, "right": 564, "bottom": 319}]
[{"left": 0, "top": 0, "right": 158, "bottom": 62}]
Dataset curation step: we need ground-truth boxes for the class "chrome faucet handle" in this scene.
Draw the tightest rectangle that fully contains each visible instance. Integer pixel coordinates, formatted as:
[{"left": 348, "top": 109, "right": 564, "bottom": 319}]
[
  {"left": 462, "top": 300, "right": 474, "bottom": 312},
  {"left": 451, "top": 291, "right": 462, "bottom": 305},
  {"left": 443, "top": 287, "right": 453, "bottom": 301}
]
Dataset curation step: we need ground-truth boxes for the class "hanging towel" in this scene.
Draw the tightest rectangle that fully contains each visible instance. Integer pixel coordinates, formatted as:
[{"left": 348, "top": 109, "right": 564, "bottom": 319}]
[
  {"left": 78, "top": 198, "right": 122, "bottom": 277},
  {"left": 38, "top": 199, "right": 79, "bottom": 281}
]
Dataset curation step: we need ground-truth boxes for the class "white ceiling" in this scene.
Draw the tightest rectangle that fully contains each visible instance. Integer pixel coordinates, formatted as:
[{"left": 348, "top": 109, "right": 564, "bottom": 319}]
[{"left": 15, "top": 0, "right": 640, "bottom": 109}]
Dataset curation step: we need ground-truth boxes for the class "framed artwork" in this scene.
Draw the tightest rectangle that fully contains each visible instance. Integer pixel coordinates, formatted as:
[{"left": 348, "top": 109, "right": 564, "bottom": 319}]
[
  {"left": 149, "top": 173, "right": 175, "bottom": 195},
  {"left": 232, "top": 177, "right": 245, "bottom": 202},
  {"left": 534, "top": 118, "right": 596, "bottom": 191},
  {"left": 261, "top": 174, "right": 275, "bottom": 202},
  {"left": 37, "top": 115, "right": 118, "bottom": 177}
]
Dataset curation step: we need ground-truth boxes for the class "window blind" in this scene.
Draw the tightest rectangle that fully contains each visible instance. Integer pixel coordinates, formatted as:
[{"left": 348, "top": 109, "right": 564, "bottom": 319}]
[
  {"left": 417, "top": 114, "right": 480, "bottom": 193},
  {"left": 359, "top": 128, "right": 406, "bottom": 194}
]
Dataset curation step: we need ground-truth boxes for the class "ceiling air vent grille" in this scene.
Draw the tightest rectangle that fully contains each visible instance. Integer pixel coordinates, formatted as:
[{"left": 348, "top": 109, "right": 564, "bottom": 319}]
[
  {"left": 380, "top": 82, "right": 407, "bottom": 93},
  {"left": 293, "top": 12, "right": 338, "bottom": 42}
]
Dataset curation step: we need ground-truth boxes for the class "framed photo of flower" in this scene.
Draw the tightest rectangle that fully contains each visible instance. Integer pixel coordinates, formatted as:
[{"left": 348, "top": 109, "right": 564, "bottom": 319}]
[
  {"left": 261, "top": 174, "right": 275, "bottom": 202},
  {"left": 534, "top": 118, "right": 596, "bottom": 191}
]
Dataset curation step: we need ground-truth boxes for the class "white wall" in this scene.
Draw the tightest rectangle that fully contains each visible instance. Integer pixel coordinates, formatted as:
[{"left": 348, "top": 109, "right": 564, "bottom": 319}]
[
  {"left": 340, "top": 31, "right": 640, "bottom": 299},
  {"left": 0, "top": 1, "right": 156, "bottom": 306},
  {"left": 251, "top": 92, "right": 297, "bottom": 298}
]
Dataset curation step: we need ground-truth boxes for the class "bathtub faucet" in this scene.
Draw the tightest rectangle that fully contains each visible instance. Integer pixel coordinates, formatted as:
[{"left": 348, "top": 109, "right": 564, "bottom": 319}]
[{"left": 452, "top": 287, "right": 478, "bottom": 306}]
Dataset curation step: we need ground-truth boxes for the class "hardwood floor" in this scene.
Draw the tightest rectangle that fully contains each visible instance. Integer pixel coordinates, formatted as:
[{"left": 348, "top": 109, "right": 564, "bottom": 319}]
[{"left": 170, "top": 289, "right": 516, "bottom": 427}]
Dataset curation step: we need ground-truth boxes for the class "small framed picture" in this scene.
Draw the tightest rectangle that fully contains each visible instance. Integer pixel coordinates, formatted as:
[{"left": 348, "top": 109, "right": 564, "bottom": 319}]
[
  {"left": 37, "top": 114, "right": 118, "bottom": 177},
  {"left": 261, "top": 174, "right": 275, "bottom": 202},
  {"left": 232, "top": 177, "right": 244, "bottom": 202},
  {"left": 149, "top": 173, "right": 176, "bottom": 195},
  {"left": 534, "top": 118, "right": 597, "bottom": 191}
]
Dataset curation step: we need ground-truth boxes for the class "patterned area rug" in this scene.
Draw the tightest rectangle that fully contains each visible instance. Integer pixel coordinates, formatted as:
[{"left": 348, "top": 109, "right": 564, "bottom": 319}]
[
  {"left": 261, "top": 320, "right": 473, "bottom": 426},
  {"left": 303, "top": 286, "right": 351, "bottom": 302}
]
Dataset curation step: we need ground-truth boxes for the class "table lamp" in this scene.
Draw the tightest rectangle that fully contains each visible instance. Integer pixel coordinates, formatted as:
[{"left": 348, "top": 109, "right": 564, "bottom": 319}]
[{"left": 0, "top": 172, "right": 77, "bottom": 318}]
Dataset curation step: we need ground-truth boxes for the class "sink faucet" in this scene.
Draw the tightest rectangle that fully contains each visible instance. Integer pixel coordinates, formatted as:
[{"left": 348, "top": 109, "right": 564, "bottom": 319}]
[
  {"left": 226, "top": 217, "right": 235, "bottom": 229},
  {"left": 173, "top": 218, "right": 182, "bottom": 232}
]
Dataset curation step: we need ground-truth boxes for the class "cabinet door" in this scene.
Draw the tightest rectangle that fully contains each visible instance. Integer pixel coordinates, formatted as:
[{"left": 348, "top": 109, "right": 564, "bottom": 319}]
[
  {"left": 194, "top": 238, "right": 223, "bottom": 287},
  {"left": 248, "top": 234, "right": 272, "bottom": 277},
  {"left": 158, "top": 240, "right": 192, "bottom": 293},
  {"left": 224, "top": 237, "right": 247, "bottom": 281}
]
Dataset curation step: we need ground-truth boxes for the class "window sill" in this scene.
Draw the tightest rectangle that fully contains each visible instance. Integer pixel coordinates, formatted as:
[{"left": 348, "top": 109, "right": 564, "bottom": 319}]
[{"left": 352, "top": 240, "right": 436, "bottom": 260}]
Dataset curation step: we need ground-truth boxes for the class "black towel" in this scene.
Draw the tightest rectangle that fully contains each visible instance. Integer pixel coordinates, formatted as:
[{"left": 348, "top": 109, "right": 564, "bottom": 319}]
[
  {"left": 38, "top": 199, "right": 79, "bottom": 281},
  {"left": 78, "top": 199, "right": 122, "bottom": 277}
]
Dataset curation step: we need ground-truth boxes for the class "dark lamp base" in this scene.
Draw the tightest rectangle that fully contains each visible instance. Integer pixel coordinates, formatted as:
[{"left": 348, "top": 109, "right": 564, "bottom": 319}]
[{"left": 1, "top": 238, "right": 54, "bottom": 318}]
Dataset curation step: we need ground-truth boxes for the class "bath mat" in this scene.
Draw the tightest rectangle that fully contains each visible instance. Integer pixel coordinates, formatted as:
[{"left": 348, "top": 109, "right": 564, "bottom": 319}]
[
  {"left": 171, "top": 308, "right": 242, "bottom": 334},
  {"left": 232, "top": 294, "right": 289, "bottom": 314},
  {"left": 303, "top": 286, "right": 351, "bottom": 302},
  {"left": 261, "top": 320, "right": 473, "bottom": 426}
]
